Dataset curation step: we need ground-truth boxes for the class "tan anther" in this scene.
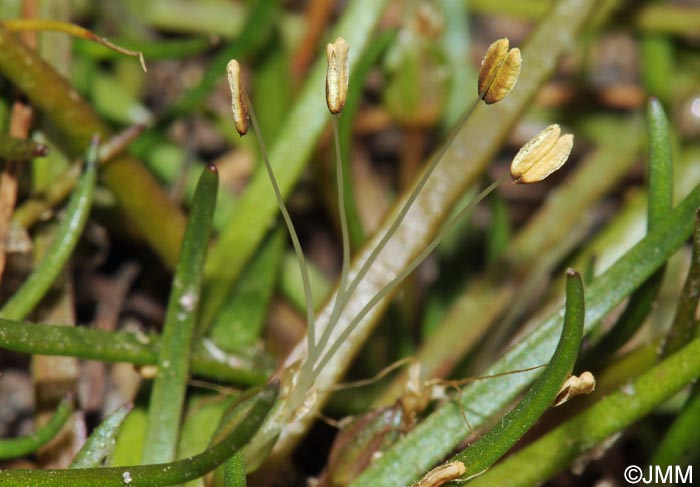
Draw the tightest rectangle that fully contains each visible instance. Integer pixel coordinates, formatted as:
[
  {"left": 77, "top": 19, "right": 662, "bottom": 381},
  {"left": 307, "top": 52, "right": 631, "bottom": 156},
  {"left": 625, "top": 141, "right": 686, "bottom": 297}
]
[
  {"left": 553, "top": 371, "right": 596, "bottom": 407},
  {"left": 226, "top": 59, "right": 249, "bottom": 136},
  {"left": 478, "top": 37, "right": 521, "bottom": 104},
  {"left": 325, "top": 37, "right": 350, "bottom": 114},
  {"left": 510, "top": 124, "right": 574, "bottom": 183},
  {"left": 414, "top": 461, "right": 466, "bottom": 487}
]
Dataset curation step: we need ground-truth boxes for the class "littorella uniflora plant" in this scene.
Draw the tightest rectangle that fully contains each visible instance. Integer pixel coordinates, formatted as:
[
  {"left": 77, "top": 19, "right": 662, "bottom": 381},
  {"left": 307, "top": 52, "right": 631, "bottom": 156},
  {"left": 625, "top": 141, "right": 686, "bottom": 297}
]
[{"left": 226, "top": 36, "right": 574, "bottom": 473}]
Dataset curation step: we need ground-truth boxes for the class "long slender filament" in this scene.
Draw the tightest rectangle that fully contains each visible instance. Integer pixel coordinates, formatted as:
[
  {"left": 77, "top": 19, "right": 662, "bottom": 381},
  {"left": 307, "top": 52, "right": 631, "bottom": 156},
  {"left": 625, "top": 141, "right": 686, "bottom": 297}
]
[
  {"left": 312, "top": 173, "right": 509, "bottom": 378},
  {"left": 245, "top": 93, "right": 317, "bottom": 359},
  {"left": 313, "top": 99, "right": 481, "bottom": 369},
  {"left": 304, "top": 115, "right": 353, "bottom": 376}
]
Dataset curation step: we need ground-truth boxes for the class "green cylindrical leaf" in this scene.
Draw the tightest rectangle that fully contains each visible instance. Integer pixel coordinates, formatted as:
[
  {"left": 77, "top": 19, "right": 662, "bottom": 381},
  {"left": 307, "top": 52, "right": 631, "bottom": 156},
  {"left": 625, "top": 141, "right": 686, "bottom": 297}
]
[
  {"left": 224, "top": 452, "right": 246, "bottom": 487},
  {"left": 0, "top": 139, "right": 98, "bottom": 320},
  {"left": 0, "top": 396, "right": 72, "bottom": 459},
  {"left": 662, "top": 210, "right": 700, "bottom": 358},
  {"left": 466, "top": 338, "right": 700, "bottom": 487},
  {"left": 70, "top": 403, "right": 133, "bottom": 468},
  {"left": 448, "top": 270, "right": 584, "bottom": 478},
  {"left": 142, "top": 164, "right": 219, "bottom": 464},
  {"left": 650, "top": 384, "right": 700, "bottom": 467},
  {"left": 0, "top": 383, "right": 278, "bottom": 487},
  {"left": 647, "top": 97, "right": 674, "bottom": 228},
  {"left": 0, "top": 319, "right": 272, "bottom": 384}
]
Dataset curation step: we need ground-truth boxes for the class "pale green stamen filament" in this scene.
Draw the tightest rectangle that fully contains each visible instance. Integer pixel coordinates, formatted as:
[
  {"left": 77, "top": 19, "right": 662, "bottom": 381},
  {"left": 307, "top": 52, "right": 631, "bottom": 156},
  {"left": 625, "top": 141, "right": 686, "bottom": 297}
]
[
  {"left": 312, "top": 173, "right": 509, "bottom": 379},
  {"left": 244, "top": 94, "right": 317, "bottom": 359}
]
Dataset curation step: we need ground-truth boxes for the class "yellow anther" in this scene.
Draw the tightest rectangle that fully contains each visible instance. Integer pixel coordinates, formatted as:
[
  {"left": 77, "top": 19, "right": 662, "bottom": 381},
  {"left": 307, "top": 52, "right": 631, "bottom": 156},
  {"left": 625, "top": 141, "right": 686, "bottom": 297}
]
[
  {"left": 478, "top": 37, "right": 521, "bottom": 105},
  {"left": 510, "top": 124, "right": 574, "bottom": 183},
  {"left": 325, "top": 37, "right": 350, "bottom": 114},
  {"left": 226, "top": 59, "right": 249, "bottom": 136}
]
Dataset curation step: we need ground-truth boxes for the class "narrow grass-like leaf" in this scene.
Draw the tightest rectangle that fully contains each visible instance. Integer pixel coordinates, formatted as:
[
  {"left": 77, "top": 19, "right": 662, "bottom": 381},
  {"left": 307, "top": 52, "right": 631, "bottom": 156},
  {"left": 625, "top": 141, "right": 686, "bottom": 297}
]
[
  {"left": 0, "top": 138, "right": 98, "bottom": 320},
  {"left": 354, "top": 184, "right": 700, "bottom": 485},
  {"left": 0, "top": 395, "right": 72, "bottom": 459},
  {"left": 0, "top": 132, "right": 48, "bottom": 159},
  {"left": 581, "top": 277, "right": 661, "bottom": 370},
  {"left": 0, "top": 319, "right": 272, "bottom": 384},
  {"left": 464, "top": 337, "right": 700, "bottom": 487},
  {"left": 70, "top": 403, "right": 133, "bottom": 468},
  {"left": 647, "top": 97, "right": 674, "bottom": 226},
  {"left": 448, "top": 270, "right": 584, "bottom": 479},
  {"left": 661, "top": 210, "right": 700, "bottom": 357},
  {"left": 142, "top": 165, "right": 218, "bottom": 465},
  {"left": 0, "top": 383, "right": 278, "bottom": 487},
  {"left": 584, "top": 98, "right": 673, "bottom": 363},
  {"left": 649, "top": 384, "right": 700, "bottom": 467},
  {"left": 223, "top": 452, "right": 246, "bottom": 487}
]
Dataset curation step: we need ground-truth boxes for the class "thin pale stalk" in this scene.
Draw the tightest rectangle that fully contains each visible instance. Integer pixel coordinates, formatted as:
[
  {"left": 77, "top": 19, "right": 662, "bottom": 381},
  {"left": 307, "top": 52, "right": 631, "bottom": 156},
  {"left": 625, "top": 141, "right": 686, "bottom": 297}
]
[
  {"left": 337, "top": 29, "right": 397, "bottom": 248},
  {"left": 246, "top": 95, "right": 317, "bottom": 361},
  {"left": 313, "top": 100, "right": 481, "bottom": 369},
  {"left": 308, "top": 115, "right": 352, "bottom": 376},
  {"left": 313, "top": 175, "right": 506, "bottom": 377}
]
